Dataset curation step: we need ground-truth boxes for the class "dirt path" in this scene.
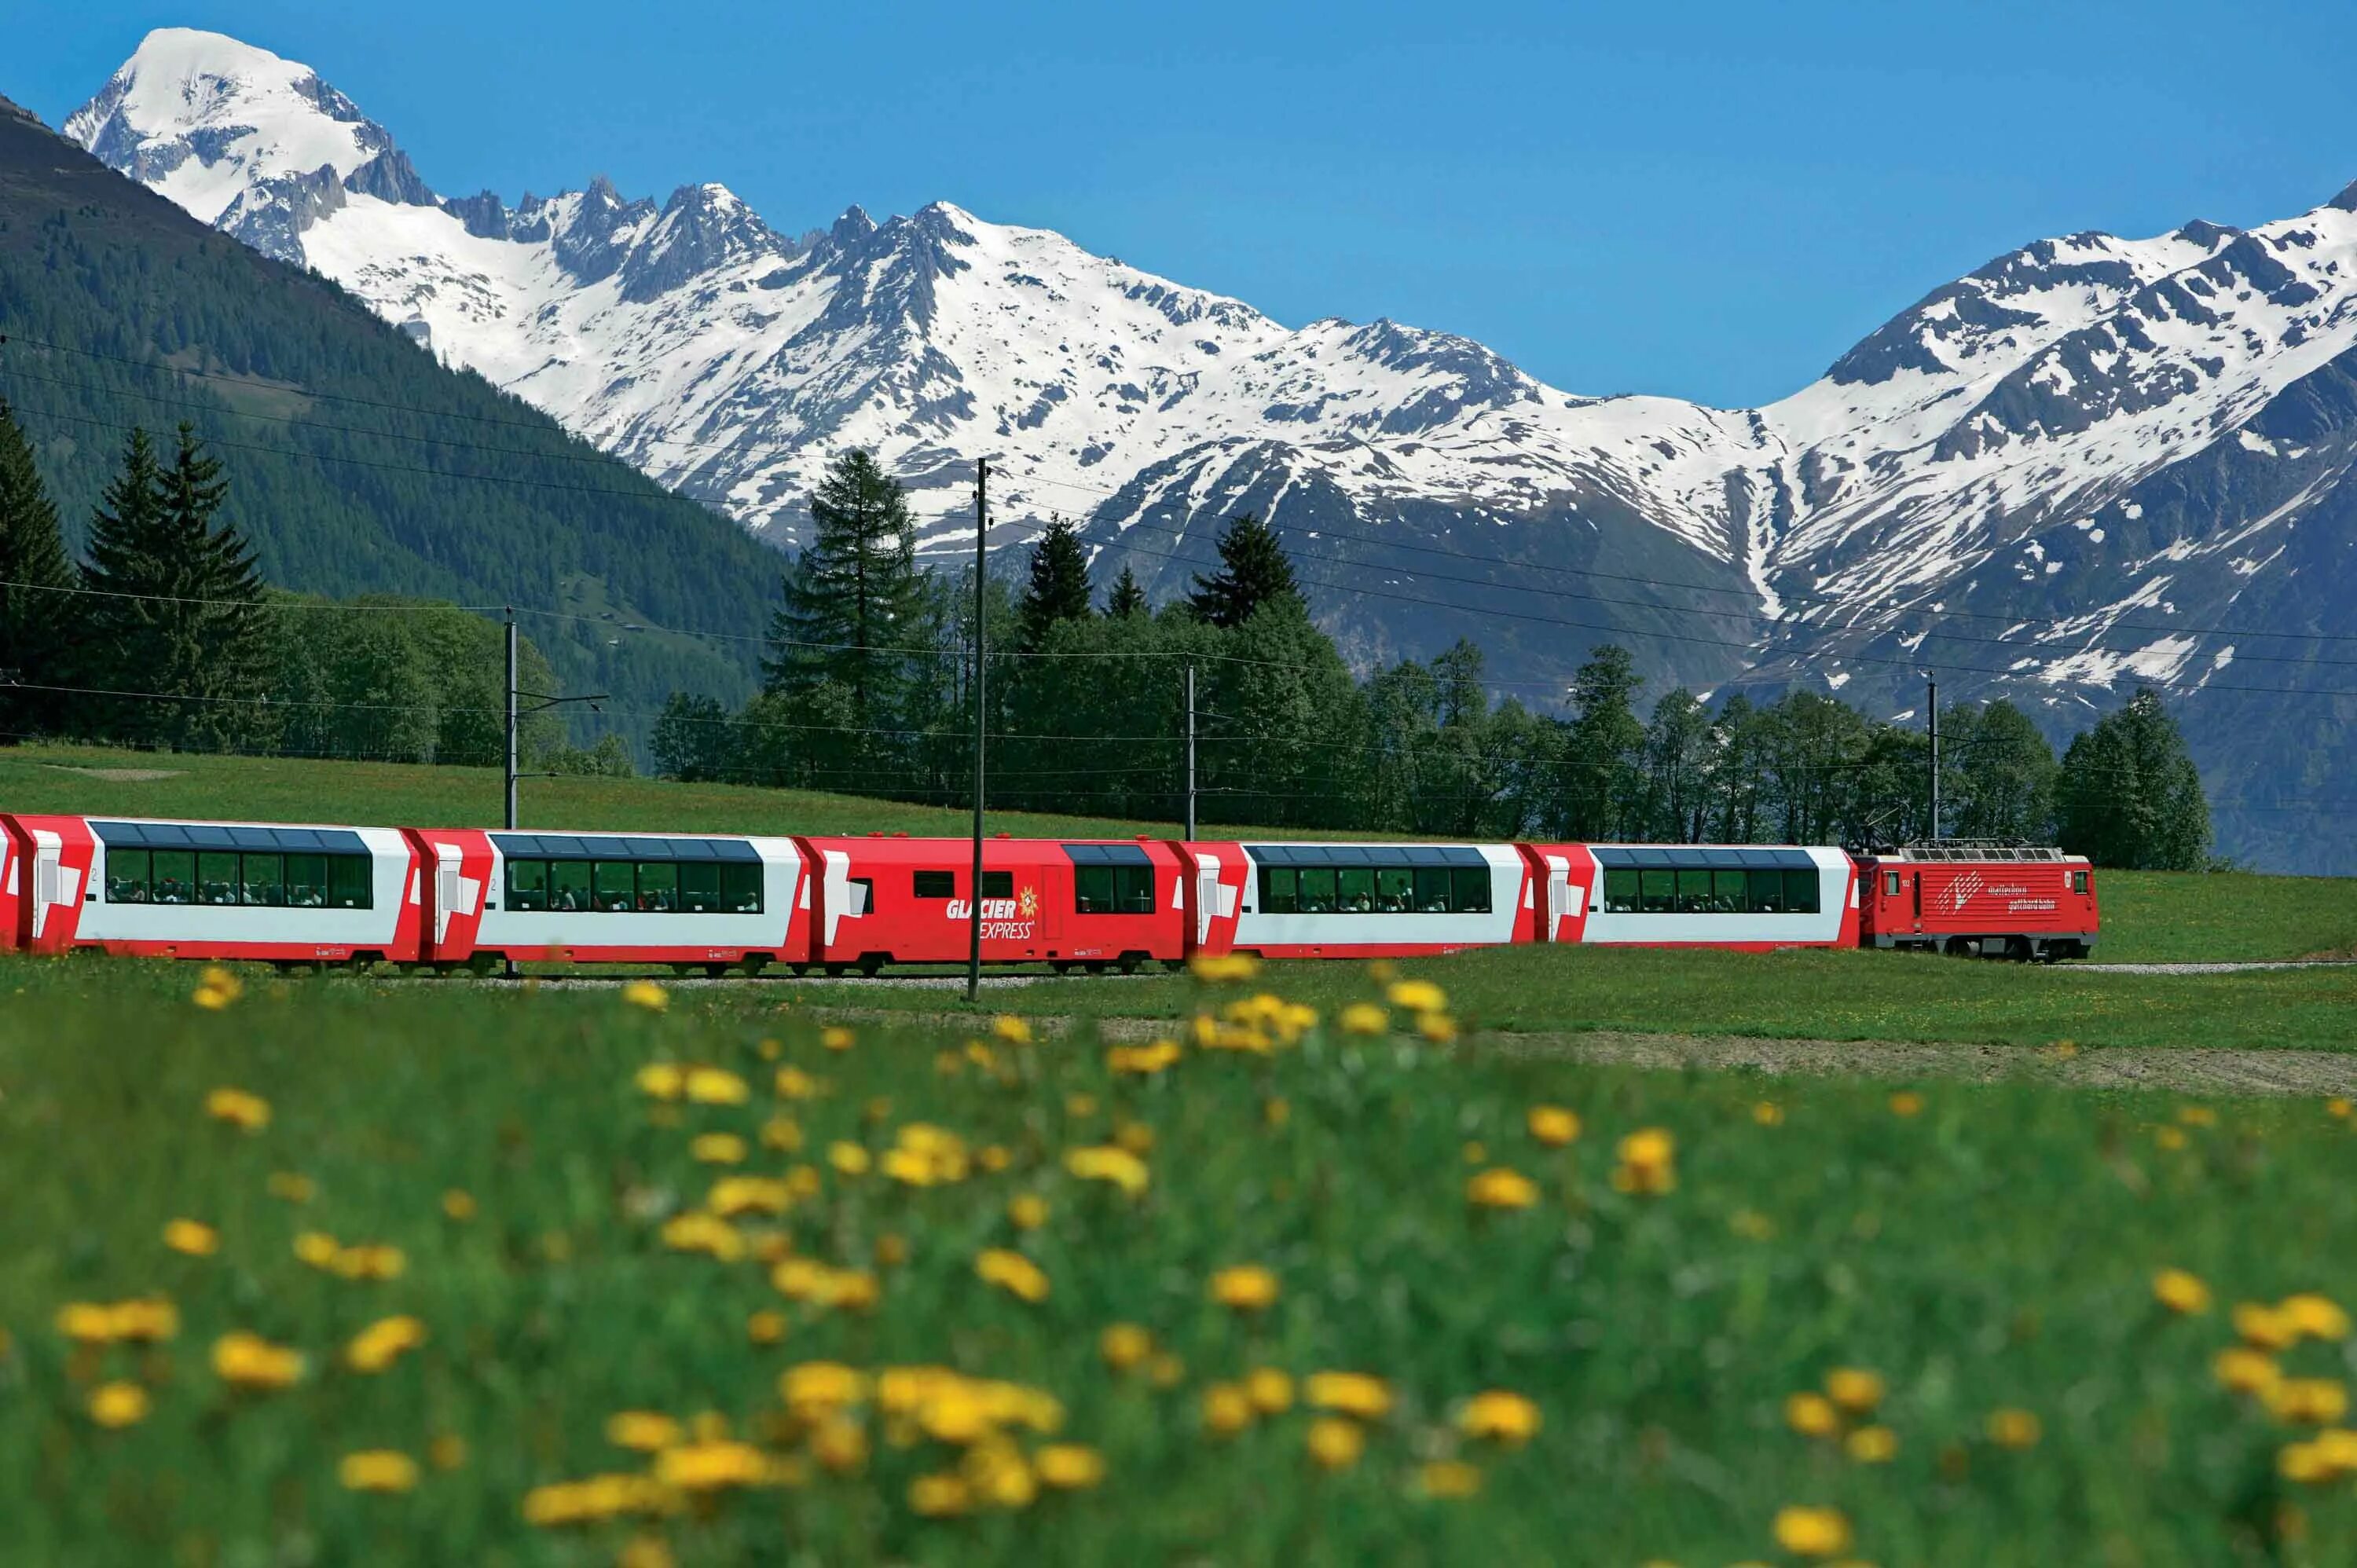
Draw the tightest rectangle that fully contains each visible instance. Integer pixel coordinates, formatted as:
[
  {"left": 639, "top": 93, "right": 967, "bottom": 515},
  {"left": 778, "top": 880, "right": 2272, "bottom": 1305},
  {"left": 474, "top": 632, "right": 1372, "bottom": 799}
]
[{"left": 1477, "top": 1030, "right": 2357, "bottom": 1096}]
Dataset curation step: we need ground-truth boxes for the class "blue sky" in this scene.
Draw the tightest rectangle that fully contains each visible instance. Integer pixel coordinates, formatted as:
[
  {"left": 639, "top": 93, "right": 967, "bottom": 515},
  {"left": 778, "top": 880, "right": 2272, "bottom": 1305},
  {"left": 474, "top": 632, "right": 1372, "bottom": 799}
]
[{"left": 20, "top": 0, "right": 2357, "bottom": 408}]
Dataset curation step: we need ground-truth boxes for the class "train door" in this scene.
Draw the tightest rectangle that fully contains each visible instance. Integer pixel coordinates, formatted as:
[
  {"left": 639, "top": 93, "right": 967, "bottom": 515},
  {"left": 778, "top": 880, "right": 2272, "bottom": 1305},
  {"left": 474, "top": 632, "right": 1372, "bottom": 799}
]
[
  {"left": 1911, "top": 870, "right": 1923, "bottom": 932},
  {"left": 1194, "top": 855, "right": 1222, "bottom": 948},
  {"left": 27, "top": 828, "right": 81, "bottom": 951}
]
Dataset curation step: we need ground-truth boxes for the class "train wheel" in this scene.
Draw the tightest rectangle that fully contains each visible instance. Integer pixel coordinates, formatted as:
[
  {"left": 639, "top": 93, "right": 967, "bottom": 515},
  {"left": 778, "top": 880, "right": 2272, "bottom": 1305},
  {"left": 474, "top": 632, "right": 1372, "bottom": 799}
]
[
  {"left": 1118, "top": 952, "right": 1145, "bottom": 976},
  {"left": 703, "top": 963, "right": 729, "bottom": 978},
  {"left": 825, "top": 963, "right": 850, "bottom": 978},
  {"left": 742, "top": 954, "right": 772, "bottom": 977},
  {"left": 857, "top": 954, "right": 885, "bottom": 978}
]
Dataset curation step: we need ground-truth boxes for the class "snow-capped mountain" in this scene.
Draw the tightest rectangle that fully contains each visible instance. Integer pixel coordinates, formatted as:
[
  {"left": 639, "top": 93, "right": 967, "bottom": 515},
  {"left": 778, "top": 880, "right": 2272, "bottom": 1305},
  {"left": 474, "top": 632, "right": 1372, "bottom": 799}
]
[{"left": 61, "top": 27, "right": 2357, "bottom": 865}]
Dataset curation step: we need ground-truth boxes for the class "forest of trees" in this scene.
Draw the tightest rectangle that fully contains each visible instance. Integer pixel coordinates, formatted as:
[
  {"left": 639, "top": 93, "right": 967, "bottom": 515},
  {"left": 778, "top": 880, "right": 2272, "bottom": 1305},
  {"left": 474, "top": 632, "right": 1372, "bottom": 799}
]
[
  {"left": 0, "top": 403, "right": 620, "bottom": 771},
  {"left": 655, "top": 450, "right": 2217, "bottom": 869}
]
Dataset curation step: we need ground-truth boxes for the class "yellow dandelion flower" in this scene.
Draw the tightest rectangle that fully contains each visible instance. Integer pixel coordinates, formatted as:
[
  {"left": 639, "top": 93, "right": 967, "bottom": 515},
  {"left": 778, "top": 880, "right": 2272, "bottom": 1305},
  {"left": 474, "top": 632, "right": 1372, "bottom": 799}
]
[
  {"left": 2282, "top": 1294, "right": 2352, "bottom": 1342},
  {"left": 1306, "top": 1416, "right": 1365, "bottom": 1470},
  {"left": 635, "top": 1062, "right": 685, "bottom": 1100},
  {"left": 1458, "top": 1390, "right": 1541, "bottom": 1445},
  {"left": 821, "top": 1024, "right": 856, "bottom": 1051},
  {"left": 962, "top": 1441, "right": 1037, "bottom": 1509},
  {"left": 1611, "top": 1127, "right": 1677, "bottom": 1195},
  {"left": 1339, "top": 1002, "right": 1389, "bottom": 1036},
  {"left": 441, "top": 1189, "right": 476, "bottom": 1222},
  {"left": 2280, "top": 1439, "right": 2336, "bottom": 1485},
  {"left": 660, "top": 1211, "right": 746, "bottom": 1262},
  {"left": 1824, "top": 1368, "right": 1884, "bottom": 1414},
  {"left": 212, "top": 1332, "right": 305, "bottom": 1390},
  {"left": 909, "top": 1471, "right": 971, "bottom": 1515},
  {"left": 1386, "top": 979, "right": 1446, "bottom": 1013},
  {"left": 339, "top": 1450, "right": 419, "bottom": 1493},
  {"left": 1985, "top": 1408, "right": 2043, "bottom": 1449},
  {"left": 1202, "top": 1383, "right": 1255, "bottom": 1437},
  {"left": 1064, "top": 1145, "right": 1150, "bottom": 1196},
  {"left": 428, "top": 1433, "right": 468, "bottom": 1471},
  {"left": 684, "top": 1066, "right": 750, "bottom": 1105},
  {"left": 746, "top": 1310, "right": 788, "bottom": 1346},
  {"left": 2155, "top": 1125, "right": 2188, "bottom": 1151},
  {"left": 2329, "top": 1097, "right": 2353, "bottom": 1119},
  {"left": 975, "top": 1247, "right": 1050, "bottom": 1303},
  {"left": 1265, "top": 1096, "right": 1291, "bottom": 1128},
  {"left": 654, "top": 1440, "right": 770, "bottom": 1492},
  {"left": 88, "top": 1380, "right": 150, "bottom": 1428},
  {"left": 203, "top": 1086, "right": 270, "bottom": 1132},
  {"left": 774, "top": 1066, "right": 820, "bottom": 1099},
  {"left": 873, "top": 1233, "right": 908, "bottom": 1267},
  {"left": 1467, "top": 1167, "right": 1540, "bottom": 1210},
  {"left": 192, "top": 983, "right": 233, "bottom": 1010},
  {"left": 1114, "top": 1119, "right": 1156, "bottom": 1156},
  {"left": 1772, "top": 1505, "right": 1853, "bottom": 1557},
  {"left": 691, "top": 1132, "right": 748, "bottom": 1165},
  {"left": 1148, "top": 1351, "right": 1186, "bottom": 1389},
  {"left": 266, "top": 1171, "right": 314, "bottom": 1203},
  {"left": 333, "top": 1243, "right": 407, "bottom": 1281},
  {"left": 2269, "top": 1379, "right": 2349, "bottom": 1425},
  {"left": 2237, "top": 1302, "right": 2301, "bottom": 1351},
  {"left": 344, "top": 1315, "right": 427, "bottom": 1373},
  {"left": 621, "top": 980, "right": 669, "bottom": 1012},
  {"left": 1189, "top": 952, "right": 1260, "bottom": 982},
  {"left": 618, "top": 1534, "right": 676, "bottom": 1568},
  {"left": 163, "top": 1218, "right": 218, "bottom": 1256},
  {"left": 1306, "top": 1371, "right": 1392, "bottom": 1420},
  {"left": 1036, "top": 1443, "right": 1105, "bottom": 1489},
  {"left": 827, "top": 1141, "right": 871, "bottom": 1176},
  {"left": 1527, "top": 1105, "right": 1581, "bottom": 1145},
  {"left": 1247, "top": 1367, "right": 1295, "bottom": 1414},
  {"left": 2153, "top": 1269, "right": 2212, "bottom": 1315},
  {"left": 1846, "top": 1425, "right": 1898, "bottom": 1463},
  {"left": 992, "top": 1014, "right": 1034, "bottom": 1046},
  {"left": 759, "top": 1116, "right": 803, "bottom": 1152},
  {"left": 1418, "top": 1460, "right": 1482, "bottom": 1498},
  {"left": 607, "top": 1411, "right": 684, "bottom": 1452},
  {"left": 1888, "top": 1090, "right": 1924, "bottom": 1118},
  {"left": 1007, "top": 1194, "right": 1049, "bottom": 1230},
  {"left": 1785, "top": 1391, "right": 1841, "bottom": 1438},
  {"left": 1211, "top": 1264, "right": 1280, "bottom": 1311},
  {"left": 2178, "top": 1105, "right": 2217, "bottom": 1127},
  {"left": 1100, "top": 1323, "right": 1153, "bottom": 1372},
  {"left": 2216, "top": 1346, "right": 2282, "bottom": 1398},
  {"left": 1107, "top": 1040, "right": 1183, "bottom": 1075},
  {"left": 811, "top": 1415, "right": 868, "bottom": 1475},
  {"left": 779, "top": 1362, "right": 868, "bottom": 1412},
  {"left": 1754, "top": 1101, "right": 1785, "bottom": 1127}
]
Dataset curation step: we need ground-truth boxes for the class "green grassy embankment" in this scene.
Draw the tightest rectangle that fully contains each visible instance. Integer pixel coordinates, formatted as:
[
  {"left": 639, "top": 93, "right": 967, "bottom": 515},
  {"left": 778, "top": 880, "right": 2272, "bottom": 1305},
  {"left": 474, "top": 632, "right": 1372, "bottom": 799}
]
[{"left": 3, "top": 965, "right": 2354, "bottom": 1565}]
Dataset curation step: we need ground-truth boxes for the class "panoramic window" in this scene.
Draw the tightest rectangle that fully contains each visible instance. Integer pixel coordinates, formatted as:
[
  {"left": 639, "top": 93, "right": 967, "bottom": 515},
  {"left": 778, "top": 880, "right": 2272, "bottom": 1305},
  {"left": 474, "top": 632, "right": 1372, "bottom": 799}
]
[
  {"left": 636, "top": 862, "right": 679, "bottom": 912},
  {"left": 107, "top": 849, "right": 152, "bottom": 903},
  {"left": 107, "top": 847, "right": 369, "bottom": 910},
  {"left": 508, "top": 860, "right": 548, "bottom": 912}
]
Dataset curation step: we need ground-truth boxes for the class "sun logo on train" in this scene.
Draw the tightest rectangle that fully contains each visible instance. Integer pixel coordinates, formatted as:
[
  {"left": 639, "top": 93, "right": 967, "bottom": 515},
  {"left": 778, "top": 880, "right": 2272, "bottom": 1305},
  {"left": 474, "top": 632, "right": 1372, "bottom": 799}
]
[{"left": 1019, "top": 885, "right": 1038, "bottom": 920}]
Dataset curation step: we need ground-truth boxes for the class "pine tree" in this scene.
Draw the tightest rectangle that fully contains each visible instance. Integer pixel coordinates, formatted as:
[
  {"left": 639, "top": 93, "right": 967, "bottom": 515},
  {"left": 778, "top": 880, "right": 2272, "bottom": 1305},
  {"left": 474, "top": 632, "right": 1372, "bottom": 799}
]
[
  {"left": 2056, "top": 687, "right": 2210, "bottom": 869},
  {"left": 0, "top": 401, "right": 78, "bottom": 737},
  {"left": 1017, "top": 518, "right": 1093, "bottom": 650},
  {"left": 83, "top": 425, "right": 272, "bottom": 749},
  {"left": 1557, "top": 643, "right": 1646, "bottom": 838},
  {"left": 1186, "top": 513, "right": 1300, "bottom": 628},
  {"left": 1104, "top": 564, "right": 1148, "bottom": 617},
  {"left": 762, "top": 449, "right": 929, "bottom": 742}
]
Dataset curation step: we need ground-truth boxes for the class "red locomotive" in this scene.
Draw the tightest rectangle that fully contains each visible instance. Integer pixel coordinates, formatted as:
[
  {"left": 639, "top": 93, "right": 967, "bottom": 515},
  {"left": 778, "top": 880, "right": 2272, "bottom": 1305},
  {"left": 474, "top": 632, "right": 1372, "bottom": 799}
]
[{"left": 0, "top": 812, "right": 2095, "bottom": 969}]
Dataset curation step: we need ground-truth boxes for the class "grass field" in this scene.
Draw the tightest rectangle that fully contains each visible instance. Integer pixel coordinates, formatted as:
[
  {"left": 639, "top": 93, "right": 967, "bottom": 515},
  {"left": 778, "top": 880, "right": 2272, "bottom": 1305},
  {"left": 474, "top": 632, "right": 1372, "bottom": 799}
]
[{"left": 7, "top": 960, "right": 2357, "bottom": 1565}]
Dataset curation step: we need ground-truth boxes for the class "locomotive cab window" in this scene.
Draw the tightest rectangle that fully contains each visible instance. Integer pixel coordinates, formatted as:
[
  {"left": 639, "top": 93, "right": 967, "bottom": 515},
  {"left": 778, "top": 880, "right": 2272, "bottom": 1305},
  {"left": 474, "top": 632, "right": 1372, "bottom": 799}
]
[
  {"left": 1884, "top": 871, "right": 1901, "bottom": 897},
  {"left": 2073, "top": 870, "right": 2089, "bottom": 895}
]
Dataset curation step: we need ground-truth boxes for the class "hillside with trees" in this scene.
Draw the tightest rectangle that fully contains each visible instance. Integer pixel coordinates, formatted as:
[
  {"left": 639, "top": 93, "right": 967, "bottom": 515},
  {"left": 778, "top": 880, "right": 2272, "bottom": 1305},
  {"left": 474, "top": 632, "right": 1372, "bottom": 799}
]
[
  {"left": 658, "top": 451, "right": 2213, "bottom": 869},
  {"left": 0, "top": 94, "right": 778, "bottom": 748}
]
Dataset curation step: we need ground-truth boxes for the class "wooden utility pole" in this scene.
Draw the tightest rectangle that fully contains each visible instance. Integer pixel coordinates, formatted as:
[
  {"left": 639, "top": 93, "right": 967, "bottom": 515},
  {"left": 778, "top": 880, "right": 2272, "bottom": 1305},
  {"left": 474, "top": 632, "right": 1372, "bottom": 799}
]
[{"left": 967, "top": 459, "right": 988, "bottom": 1003}]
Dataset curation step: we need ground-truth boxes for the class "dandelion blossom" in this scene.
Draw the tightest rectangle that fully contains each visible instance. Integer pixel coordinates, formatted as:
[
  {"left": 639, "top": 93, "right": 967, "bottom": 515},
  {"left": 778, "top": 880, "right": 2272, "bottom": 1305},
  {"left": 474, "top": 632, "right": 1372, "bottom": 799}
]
[
  {"left": 1772, "top": 1505, "right": 1853, "bottom": 1557},
  {"left": 88, "top": 1380, "right": 150, "bottom": 1428},
  {"left": 1457, "top": 1390, "right": 1541, "bottom": 1445},
  {"left": 621, "top": 980, "right": 669, "bottom": 1012},
  {"left": 163, "top": 1218, "right": 218, "bottom": 1256},
  {"left": 339, "top": 1450, "right": 420, "bottom": 1493},
  {"left": 2153, "top": 1269, "right": 2212, "bottom": 1316},
  {"left": 1306, "top": 1416, "right": 1365, "bottom": 1470},
  {"left": 1211, "top": 1265, "right": 1279, "bottom": 1311}
]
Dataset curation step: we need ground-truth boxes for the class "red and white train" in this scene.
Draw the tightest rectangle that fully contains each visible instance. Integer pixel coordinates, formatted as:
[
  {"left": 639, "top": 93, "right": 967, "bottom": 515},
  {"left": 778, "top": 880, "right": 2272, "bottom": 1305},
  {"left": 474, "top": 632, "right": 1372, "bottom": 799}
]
[{"left": 0, "top": 813, "right": 2099, "bottom": 970}]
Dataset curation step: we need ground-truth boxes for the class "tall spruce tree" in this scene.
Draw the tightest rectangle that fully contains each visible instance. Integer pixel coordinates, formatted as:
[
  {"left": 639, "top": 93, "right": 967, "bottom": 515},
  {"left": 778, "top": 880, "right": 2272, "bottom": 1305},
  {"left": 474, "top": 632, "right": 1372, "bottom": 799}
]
[
  {"left": 1104, "top": 564, "right": 1148, "bottom": 617},
  {"left": 2055, "top": 687, "right": 2210, "bottom": 869},
  {"left": 0, "top": 401, "right": 78, "bottom": 737},
  {"left": 84, "top": 424, "right": 271, "bottom": 748},
  {"left": 761, "top": 449, "right": 929, "bottom": 743},
  {"left": 1017, "top": 518, "right": 1093, "bottom": 650},
  {"left": 1186, "top": 513, "right": 1301, "bottom": 628}
]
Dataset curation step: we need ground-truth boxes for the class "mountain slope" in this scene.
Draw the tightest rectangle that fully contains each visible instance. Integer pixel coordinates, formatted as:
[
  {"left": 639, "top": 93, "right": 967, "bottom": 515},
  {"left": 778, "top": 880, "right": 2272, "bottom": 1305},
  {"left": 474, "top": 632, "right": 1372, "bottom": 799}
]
[{"left": 0, "top": 82, "right": 780, "bottom": 742}]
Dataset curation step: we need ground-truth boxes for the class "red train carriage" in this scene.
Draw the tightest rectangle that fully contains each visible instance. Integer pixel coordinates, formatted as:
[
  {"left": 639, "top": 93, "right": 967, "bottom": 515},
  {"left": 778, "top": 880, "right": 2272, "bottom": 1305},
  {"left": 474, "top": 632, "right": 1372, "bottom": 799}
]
[
  {"left": 7, "top": 815, "right": 424, "bottom": 962},
  {"left": 801, "top": 836, "right": 1188, "bottom": 973},
  {"left": 1521, "top": 844, "right": 1860, "bottom": 950},
  {"left": 1854, "top": 841, "right": 2097, "bottom": 960},
  {"left": 404, "top": 828, "right": 808, "bottom": 973},
  {"left": 1183, "top": 842, "right": 1535, "bottom": 959}
]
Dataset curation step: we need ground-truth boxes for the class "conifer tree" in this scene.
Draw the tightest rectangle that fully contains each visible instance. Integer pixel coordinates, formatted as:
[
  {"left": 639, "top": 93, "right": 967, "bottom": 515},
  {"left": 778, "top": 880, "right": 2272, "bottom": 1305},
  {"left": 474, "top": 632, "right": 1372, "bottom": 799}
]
[
  {"left": 83, "top": 424, "right": 271, "bottom": 747},
  {"left": 0, "top": 401, "right": 78, "bottom": 736},
  {"left": 1104, "top": 564, "right": 1148, "bottom": 617},
  {"left": 1017, "top": 517, "right": 1092, "bottom": 650},
  {"left": 761, "top": 449, "right": 928, "bottom": 739},
  {"left": 1186, "top": 513, "right": 1300, "bottom": 628}
]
